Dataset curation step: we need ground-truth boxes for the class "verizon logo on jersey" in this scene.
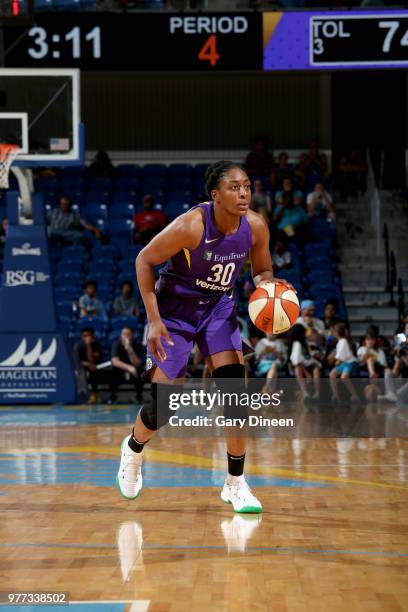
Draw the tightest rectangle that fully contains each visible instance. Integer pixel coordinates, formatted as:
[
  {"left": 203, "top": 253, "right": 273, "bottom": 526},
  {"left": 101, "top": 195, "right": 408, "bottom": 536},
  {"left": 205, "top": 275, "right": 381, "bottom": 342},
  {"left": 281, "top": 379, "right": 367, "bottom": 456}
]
[{"left": 196, "top": 279, "right": 231, "bottom": 292}]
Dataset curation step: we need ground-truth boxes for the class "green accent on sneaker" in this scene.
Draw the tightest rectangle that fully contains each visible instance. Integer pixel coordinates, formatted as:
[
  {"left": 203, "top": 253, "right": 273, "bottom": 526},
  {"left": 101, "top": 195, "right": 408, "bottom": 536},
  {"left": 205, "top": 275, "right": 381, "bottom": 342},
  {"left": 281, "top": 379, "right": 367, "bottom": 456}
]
[
  {"left": 115, "top": 474, "right": 141, "bottom": 501},
  {"left": 235, "top": 505, "right": 263, "bottom": 514}
]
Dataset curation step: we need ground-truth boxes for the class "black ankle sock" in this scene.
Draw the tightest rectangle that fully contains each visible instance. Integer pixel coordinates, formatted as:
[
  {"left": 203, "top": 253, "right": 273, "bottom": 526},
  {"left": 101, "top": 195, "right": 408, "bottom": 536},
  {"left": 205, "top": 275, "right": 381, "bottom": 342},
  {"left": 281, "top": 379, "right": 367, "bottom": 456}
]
[
  {"left": 128, "top": 429, "right": 147, "bottom": 453},
  {"left": 227, "top": 452, "right": 245, "bottom": 477}
]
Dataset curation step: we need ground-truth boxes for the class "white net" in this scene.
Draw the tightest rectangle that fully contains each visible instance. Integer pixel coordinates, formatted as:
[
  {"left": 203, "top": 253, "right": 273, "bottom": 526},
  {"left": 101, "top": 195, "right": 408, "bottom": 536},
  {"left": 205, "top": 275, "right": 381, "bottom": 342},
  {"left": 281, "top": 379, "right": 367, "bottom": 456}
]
[{"left": 0, "top": 144, "right": 19, "bottom": 189}]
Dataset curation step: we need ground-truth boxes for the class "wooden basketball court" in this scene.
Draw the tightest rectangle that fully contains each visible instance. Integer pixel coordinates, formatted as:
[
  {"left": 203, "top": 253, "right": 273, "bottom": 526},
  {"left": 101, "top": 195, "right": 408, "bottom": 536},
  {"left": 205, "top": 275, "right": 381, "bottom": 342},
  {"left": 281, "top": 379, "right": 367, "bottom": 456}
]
[{"left": 0, "top": 402, "right": 407, "bottom": 612}]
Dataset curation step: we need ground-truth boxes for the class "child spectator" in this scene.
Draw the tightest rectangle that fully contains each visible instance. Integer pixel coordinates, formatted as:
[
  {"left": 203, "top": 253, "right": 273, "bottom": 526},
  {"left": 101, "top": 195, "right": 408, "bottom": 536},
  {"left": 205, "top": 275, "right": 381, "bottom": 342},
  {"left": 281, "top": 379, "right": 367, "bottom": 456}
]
[
  {"left": 251, "top": 179, "right": 272, "bottom": 221},
  {"left": 79, "top": 280, "right": 107, "bottom": 320},
  {"left": 357, "top": 332, "right": 388, "bottom": 379},
  {"left": 272, "top": 238, "right": 292, "bottom": 272},
  {"left": 296, "top": 300, "right": 326, "bottom": 365},
  {"left": 329, "top": 322, "right": 359, "bottom": 402},
  {"left": 255, "top": 332, "right": 287, "bottom": 394},
  {"left": 289, "top": 324, "right": 321, "bottom": 400},
  {"left": 378, "top": 342, "right": 408, "bottom": 403},
  {"left": 113, "top": 281, "right": 140, "bottom": 317},
  {"left": 307, "top": 182, "right": 335, "bottom": 221},
  {"left": 269, "top": 152, "right": 293, "bottom": 190}
]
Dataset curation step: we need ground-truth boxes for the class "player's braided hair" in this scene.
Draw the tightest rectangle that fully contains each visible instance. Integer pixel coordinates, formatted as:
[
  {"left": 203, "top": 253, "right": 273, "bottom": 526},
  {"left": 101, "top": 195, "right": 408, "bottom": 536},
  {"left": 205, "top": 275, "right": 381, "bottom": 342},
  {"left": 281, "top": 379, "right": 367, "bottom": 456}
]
[{"left": 204, "top": 161, "right": 246, "bottom": 198}]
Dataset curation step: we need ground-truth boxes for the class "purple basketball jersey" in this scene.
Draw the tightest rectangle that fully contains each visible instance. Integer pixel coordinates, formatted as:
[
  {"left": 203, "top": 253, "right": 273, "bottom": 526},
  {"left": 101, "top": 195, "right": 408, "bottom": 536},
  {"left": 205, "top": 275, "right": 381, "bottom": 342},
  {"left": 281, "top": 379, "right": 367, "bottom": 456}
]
[{"left": 156, "top": 202, "right": 252, "bottom": 299}]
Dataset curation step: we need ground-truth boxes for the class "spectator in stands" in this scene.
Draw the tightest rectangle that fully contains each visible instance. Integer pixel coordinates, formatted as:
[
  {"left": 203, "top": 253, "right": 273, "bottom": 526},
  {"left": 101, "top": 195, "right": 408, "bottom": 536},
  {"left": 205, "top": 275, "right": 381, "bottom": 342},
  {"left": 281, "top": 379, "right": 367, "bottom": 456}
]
[
  {"left": 296, "top": 299, "right": 326, "bottom": 365},
  {"left": 378, "top": 342, "right": 408, "bottom": 403},
  {"left": 273, "top": 179, "right": 308, "bottom": 241},
  {"left": 79, "top": 280, "right": 107, "bottom": 320},
  {"left": 113, "top": 281, "right": 140, "bottom": 317},
  {"left": 48, "top": 196, "right": 101, "bottom": 246},
  {"left": 303, "top": 140, "right": 329, "bottom": 185},
  {"left": 337, "top": 148, "right": 367, "bottom": 196},
  {"left": 255, "top": 332, "right": 287, "bottom": 394},
  {"left": 73, "top": 327, "right": 103, "bottom": 404},
  {"left": 323, "top": 298, "right": 341, "bottom": 330},
  {"left": 329, "top": 322, "right": 359, "bottom": 403},
  {"left": 289, "top": 324, "right": 321, "bottom": 400},
  {"left": 0, "top": 217, "right": 8, "bottom": 259},
  {"left": 293, "top": 153, "right": 308, "bottom": 190},
  {"left": 357, "top": 332, "right": 388, "bottom": 379},
  {"left": 87, "top": 150, "right": 115, "bottom": 180},
  {"left": 272, "top": 238, "right": 292, "bottom": 272},
  {"left": 110, "top": 327, "right": 144, "bottom": 403},
  {"left": 134, "top": 194, "right": 166, "bottom": 245},
  {"left": 307, "top": 182, "right": 335, "bottom": 221},
  {"left": 269, "top": 152, "right": 293, "bottom": 190},
  {"left": 251, "top": 179, "right": 272, "bottom": 221},
  {"left": 245, "top": 135, "right": 274, "bottom": 177}
]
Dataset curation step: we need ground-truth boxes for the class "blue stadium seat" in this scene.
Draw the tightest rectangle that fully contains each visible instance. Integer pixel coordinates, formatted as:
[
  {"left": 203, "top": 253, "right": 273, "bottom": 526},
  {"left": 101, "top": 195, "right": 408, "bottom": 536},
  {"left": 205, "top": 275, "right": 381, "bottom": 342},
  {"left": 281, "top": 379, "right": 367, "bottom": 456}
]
[
  {"left": 164, "top": 202, "right": 190, "bottom": 219},
  {"left": 85, "top": 190, "right": 111, "bottom": 205},
  {"left": 58, "top": 318, "right": 73, "bottom": 336},
  {"left": 121, "top": 245, "right": 143, "bottom": 260},
  {"left": 112, "top": 191, "right": 138, "bottom": 205},
  {"left": 62, "top": 245, "right": 87, "bottom": 259},
  {"left": 35, "top": 176, "right": 59, "bottom": 191},
  {"left": 168, "top": 177, "right": 193, "bottom": 191},
  {"left": 115, "top": 177, "right": 140, "bottom": 191},
  {"left": 169, "top": 164, "right": 193, "bottom": 176},
  {"left": 57, "top": 260, "right": 84, "bottom": 274},
  {"left": 54, "top": 273, "right": 84, "bottom": 289},
  {"left": 56, "top": 302, "right": 75, "bottom": 318},
  {"left": 141, "top": 178, "right": 166, "bottom": 192},
  {"left": 143, "top": 164, "right": 167, "bottom": 177},
  {"left": 109, "top": 219, "right": 134, "bottom": 244},
  {"left": 60, "top": 177, "right": 85, "bottom": 192},
  {"left": 303, "top": 243, "right": 331, "bottom": 259},
  {"left": 87, "top": 177, "right": 113, "bottom": 191},
  {"left": 91, "top": 244, "right": 118, "bottom": 260},
  {"left": 88, "top": 260, "right": 115, "bottom": 275},
  {"left": 118, "top": 260, "right": 135, "bottom": 274},
  {"left": 116, "top": 164, "right": 141, "bottom": 178},
  {"left": 77, "top": 317, "right": 109, "bottom": 333},
  {"left": 111, "top": 316, "right": 140, "bottom": 333},
  {"left": 55, "top": 287, "right": 79, "bottom": 302},
  {"left": 83, "top": 203, "right": 108, "bottom": 221},
  {"left": 42, "top": 192, "right": 59, "bottom": 207},
  {"left": 109, "top": 203, "right": 135, "bottom": 219}
]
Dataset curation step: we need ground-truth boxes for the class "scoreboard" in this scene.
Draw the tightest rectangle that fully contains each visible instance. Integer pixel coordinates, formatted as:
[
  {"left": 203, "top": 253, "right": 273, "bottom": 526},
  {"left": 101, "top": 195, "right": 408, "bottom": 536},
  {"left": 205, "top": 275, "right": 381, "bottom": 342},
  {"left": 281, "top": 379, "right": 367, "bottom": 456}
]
[{"left": 3, "top": 9, "right": 408, "bottom": 71}]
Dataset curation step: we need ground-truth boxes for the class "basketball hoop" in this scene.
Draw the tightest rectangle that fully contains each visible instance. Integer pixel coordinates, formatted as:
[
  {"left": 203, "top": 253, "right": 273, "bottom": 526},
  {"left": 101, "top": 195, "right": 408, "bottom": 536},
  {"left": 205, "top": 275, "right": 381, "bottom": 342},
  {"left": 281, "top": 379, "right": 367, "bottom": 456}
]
[{"left": 0, "top": 144, "right": 19, "bottom": 189}]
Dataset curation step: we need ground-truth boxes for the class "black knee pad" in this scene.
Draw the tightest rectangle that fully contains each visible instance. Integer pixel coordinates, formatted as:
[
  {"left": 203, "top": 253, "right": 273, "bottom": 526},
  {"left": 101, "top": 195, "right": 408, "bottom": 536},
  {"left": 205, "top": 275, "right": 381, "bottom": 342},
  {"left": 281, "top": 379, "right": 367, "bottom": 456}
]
[
  {"left": 211, "top": 364, "right": 248, "bottom": 420},
  {"left": 140, "top": 382, "right": 184, "bottom": 431}
]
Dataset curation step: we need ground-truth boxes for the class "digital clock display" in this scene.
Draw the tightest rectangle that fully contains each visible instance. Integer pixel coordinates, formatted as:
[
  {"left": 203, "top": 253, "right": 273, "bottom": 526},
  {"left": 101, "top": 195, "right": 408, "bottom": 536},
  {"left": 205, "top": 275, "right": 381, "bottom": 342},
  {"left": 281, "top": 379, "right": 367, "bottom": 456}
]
[{"left": 4, "top": 12, "right": 262, "bottom": 71}]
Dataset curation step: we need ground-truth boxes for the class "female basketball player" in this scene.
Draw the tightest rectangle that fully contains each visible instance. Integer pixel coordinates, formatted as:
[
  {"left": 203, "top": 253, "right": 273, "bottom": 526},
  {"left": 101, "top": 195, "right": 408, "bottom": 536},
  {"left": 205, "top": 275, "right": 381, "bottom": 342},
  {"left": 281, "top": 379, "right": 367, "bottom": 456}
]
[{"left": 117, "top": 161, "right": 294, "bottom": 513}]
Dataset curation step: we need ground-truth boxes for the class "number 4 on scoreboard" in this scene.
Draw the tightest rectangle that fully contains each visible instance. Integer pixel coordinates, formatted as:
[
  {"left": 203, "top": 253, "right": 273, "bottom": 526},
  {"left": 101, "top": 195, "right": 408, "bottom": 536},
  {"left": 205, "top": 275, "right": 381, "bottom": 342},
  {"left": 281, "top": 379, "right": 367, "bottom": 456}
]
[{"left": 198, "top": 34, "right": 220, "bottom": 66}]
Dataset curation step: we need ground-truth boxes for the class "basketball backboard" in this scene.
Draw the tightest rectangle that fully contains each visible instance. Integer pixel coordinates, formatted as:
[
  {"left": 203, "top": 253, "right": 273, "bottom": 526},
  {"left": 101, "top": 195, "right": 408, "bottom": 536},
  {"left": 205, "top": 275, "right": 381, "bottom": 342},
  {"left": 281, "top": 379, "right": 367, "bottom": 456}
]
[{"left": 0, "top": 68, "right": 83, "bottom": 167}]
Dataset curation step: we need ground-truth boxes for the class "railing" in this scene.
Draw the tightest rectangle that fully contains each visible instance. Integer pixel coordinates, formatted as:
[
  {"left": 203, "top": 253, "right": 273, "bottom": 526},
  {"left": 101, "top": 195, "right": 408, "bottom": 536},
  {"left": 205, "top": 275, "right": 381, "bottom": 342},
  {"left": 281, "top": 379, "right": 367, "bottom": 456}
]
[
  {"left": 366, "top": 148, "right": 381, "bottom": 256},
  {"left": 398, "top": 278, "right": 406, "bottom": 327},
  {"left": 384, "top": 222, "right": 398, "bottom": 307}
]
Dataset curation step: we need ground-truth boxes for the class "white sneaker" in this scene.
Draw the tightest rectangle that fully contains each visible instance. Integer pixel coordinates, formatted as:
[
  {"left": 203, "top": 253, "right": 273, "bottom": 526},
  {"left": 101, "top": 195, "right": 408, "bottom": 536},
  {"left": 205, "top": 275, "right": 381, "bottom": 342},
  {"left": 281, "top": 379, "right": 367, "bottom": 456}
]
[
  {"left": 117, "top": 521, "right": 143, "bottom": 582},
  {"left": 220, "top": 476, "right": 262, "bottom": 514},
  {"left": 377, "top": 392, "right": 398, "bottom": 403},
  {"left": 221, "top": 514, "right": 262, "bottom": 553},
  {"left": 116, "top": 435, "right": 143, "bottom": 500}
]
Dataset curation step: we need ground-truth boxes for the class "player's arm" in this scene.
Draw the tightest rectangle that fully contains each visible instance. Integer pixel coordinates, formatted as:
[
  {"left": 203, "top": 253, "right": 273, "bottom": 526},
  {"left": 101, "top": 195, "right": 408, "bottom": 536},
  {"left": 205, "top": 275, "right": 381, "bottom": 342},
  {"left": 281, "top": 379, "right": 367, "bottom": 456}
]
[
  {"left": 249, "top": 211, "right": 295, "bottom": 292},
  {"left": 135, "top": 210, "right": 202, "bottom": 362}
]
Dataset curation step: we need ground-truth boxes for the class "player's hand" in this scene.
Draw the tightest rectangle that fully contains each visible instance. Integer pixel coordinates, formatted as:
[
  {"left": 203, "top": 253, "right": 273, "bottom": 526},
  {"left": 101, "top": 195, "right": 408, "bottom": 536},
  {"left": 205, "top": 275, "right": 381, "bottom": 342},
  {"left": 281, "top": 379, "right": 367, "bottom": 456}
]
[
  {"left": 147, "top": 319, "right": 174, "bottom": 363},
  {"left": 258, "top": 278, "right": 296, "bottom": 293}
]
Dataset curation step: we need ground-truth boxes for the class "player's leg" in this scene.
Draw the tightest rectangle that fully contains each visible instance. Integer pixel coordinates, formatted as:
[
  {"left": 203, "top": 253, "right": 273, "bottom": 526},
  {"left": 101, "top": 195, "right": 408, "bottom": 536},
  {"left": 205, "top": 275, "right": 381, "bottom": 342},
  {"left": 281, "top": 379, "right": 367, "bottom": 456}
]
[
  {"left": 205, "top": 350, "right": 262, "bottom": 513},
  {"left": 117, "top": 326, "right": 191, "bottom": 500}
]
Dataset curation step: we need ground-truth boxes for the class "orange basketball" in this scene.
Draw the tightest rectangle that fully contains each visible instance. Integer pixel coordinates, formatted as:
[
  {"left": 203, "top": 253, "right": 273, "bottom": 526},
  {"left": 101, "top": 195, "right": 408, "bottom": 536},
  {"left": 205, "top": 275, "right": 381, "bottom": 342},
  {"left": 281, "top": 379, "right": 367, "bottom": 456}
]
[{"left": 248, "top": 281, "right": 300, "bottom": 334}]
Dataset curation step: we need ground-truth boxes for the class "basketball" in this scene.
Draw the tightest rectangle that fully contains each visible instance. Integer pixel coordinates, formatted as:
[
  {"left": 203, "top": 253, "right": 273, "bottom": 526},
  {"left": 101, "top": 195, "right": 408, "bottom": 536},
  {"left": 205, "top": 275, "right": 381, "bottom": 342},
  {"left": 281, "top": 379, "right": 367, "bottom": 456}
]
[{"left": 248, "top": 281, "right": 300, "bottom": 334}]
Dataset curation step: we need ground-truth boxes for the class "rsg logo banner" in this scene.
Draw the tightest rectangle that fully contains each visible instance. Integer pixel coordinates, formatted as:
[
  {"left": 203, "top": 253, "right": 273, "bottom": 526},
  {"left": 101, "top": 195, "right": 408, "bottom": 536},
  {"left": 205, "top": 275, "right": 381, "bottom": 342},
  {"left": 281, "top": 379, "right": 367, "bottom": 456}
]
[
  {"left": 0, "top": 217, "right": 57, "bottom": 333},
  {"left": 4, "top": 270, "right": 50, "bottom": 287}
]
